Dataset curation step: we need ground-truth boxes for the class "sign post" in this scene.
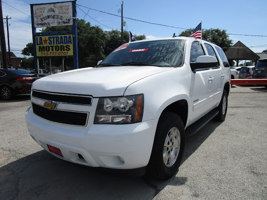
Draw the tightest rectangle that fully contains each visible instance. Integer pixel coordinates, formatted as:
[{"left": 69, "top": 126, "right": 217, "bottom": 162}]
[{"left": 30, "top": 0, "right": 78, "bottom": 74}]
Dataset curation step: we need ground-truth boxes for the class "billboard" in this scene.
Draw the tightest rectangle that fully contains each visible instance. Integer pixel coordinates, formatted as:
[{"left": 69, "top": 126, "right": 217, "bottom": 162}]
[
  {"left": 33, "top": 2, "right": 73, "bottom": 28},
  {"left": 35, "top": 34, "right": 73, "bottom": 57}
]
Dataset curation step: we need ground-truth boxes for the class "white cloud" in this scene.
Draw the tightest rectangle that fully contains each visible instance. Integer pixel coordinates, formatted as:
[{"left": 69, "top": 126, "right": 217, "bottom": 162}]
[
  {"left": 146, "top": 35, "right": 159, "bottom": 40},
  {"left": 9, "top": 22, "right": 32, "bottom": 53},
  {"left": 250, "top": 47, "right": 266, "bottom": 54},
  {"left": 2, "top": 0, "right": 30, "bottom": 20}
]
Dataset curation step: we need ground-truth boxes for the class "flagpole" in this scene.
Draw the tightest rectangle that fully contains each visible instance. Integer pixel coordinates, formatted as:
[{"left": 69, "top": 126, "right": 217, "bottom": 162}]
[{"left": 201, "top": 20, "right": 203, "bottom": 40}]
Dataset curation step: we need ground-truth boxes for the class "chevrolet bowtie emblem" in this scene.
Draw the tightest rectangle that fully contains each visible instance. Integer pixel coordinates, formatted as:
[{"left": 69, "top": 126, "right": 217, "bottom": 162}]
[{"left": 43, "top": 101, "right": 57, "bottom": 110}]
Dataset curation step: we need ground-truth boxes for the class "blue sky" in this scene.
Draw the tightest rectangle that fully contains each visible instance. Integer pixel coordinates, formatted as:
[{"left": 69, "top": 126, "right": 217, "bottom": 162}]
[{"left": 2, "top": 0, "right": 267, "bottom": 57}]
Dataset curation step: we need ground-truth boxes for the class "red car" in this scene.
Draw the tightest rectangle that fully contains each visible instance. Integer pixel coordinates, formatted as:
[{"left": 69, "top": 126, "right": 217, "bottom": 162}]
[{"left": 0, "top": 69, "right": 37, "bottom": 100}]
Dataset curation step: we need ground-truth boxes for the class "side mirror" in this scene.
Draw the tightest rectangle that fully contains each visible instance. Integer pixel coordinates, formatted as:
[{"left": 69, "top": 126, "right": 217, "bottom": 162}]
[
  {"left": 97, "top": 60, "right": 103, "bottom": 66},
  {"left": 190, "top": 55, "right": 218, "bottom": 72}
]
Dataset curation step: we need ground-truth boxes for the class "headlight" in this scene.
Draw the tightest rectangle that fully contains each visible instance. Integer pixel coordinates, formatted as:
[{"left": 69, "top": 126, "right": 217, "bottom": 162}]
[{"left": 94, "top": 94, "right": 144, "bottom": 124}]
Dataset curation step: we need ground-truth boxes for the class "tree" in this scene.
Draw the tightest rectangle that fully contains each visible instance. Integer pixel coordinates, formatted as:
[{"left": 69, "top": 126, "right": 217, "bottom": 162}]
[
  {"left": 21, "top": 57, "right": 34, "bottom": 69},
  {"left": 104, "top": 30, "right": 145, "bottom": 56},
  {"left": 21, "top": 19, "right": 146, "bottom": 68},
  {"left": 22, "top": 43, "right": 33, "bottom": 56},
  {"left": 42, "top": 19, "right": 106, "bottom": 67},
  {"left": 21, "top": 43, "right": 34, "bottom": 69},
  {"left": 179, "top": 28, "right": 232, "bottom": 51}
]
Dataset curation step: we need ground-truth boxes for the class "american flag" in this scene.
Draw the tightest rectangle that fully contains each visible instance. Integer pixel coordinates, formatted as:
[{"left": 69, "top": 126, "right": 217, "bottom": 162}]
[{"left": 191, "top": 22, "right": 202, "bottom": 39}]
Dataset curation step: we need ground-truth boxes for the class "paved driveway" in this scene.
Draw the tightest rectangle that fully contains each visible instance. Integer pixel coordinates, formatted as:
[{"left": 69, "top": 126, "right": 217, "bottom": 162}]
[{"left": 0, "top": 86, "right": 266, "bottom": 200}]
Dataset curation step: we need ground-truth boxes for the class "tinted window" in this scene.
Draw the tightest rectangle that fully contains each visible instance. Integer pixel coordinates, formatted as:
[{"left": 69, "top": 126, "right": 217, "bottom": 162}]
[
  {"left": 205, "top": 43, "right": 219, "bottom": 67},
  {"left": 240, "top": 67, "right": 248, "bottom": 73},
  {"left": 256, "top": 60, "right": 267, "bottom": 69},
  {"left": 101, "top": 39, "right": 185, "bottom": 67},
  {"left": 190, "top": 41, "right": 205, "bottom": 63},
  {"left": 215, "top": 46, "right": 229, "bottom": 67}
]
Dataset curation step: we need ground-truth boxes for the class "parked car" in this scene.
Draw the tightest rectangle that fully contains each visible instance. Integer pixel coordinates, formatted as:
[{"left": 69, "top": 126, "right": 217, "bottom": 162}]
[
  {"left": 254, "top": 59, "right": 267, "bottom": 79},
  {"left": 239, "top": 66, "right": 255, "bottom": 79},
  {"left": 38, "top": 69, "right": 50, "bottom": 77},
  {"left": 230, "top": 67, "right": 238, "bottom": 79},
  {"left": 0, "top": 68, "right": 37, "bottom": 100},
  {"left": 26, "top": 37, "right": 230, "bottom": 180}
]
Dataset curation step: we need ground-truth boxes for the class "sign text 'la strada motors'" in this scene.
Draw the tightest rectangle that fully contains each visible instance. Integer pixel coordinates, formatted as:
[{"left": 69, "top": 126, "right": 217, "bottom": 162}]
[{"left": 35, "top": 34, "right": 73, "bottom": 57}]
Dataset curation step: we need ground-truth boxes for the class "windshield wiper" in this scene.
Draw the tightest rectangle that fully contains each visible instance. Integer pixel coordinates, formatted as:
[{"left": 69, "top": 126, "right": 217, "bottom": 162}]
[
  {"left": 97, "top": 63, "right": 121, "bottom": 67},
  {"left": 120, "top": 62, "right": 154, "bottom": 66}
]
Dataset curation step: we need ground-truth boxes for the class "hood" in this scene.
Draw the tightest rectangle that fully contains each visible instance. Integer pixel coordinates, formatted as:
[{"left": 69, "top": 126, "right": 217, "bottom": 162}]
[{"left": 32, "top": 66, "right": 173, "bottom": 97}]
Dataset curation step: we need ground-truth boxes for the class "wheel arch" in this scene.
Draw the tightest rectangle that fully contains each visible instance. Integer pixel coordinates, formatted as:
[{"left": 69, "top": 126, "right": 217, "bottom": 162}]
[
  {"left": 224, "top": 82, "right": 230, "bottom": 95},
  {"left": 160, "top": 99, "right": 188, "bottom": 127}
]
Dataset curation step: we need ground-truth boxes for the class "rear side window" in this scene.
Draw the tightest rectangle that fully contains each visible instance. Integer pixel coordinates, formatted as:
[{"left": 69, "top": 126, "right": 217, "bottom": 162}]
[
  {"left": 204, "top": 43, "right": 219, "bottom": 67},
  {"left": 215, "top": 46, "right": 229, "bottom": 67},
  {"left": 190, "top": 41, "right": 205, "bottom": 62}
]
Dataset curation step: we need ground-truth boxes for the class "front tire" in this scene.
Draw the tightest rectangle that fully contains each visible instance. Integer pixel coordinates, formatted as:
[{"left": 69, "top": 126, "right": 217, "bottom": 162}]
[{"left": 147, "top": 112, "right": 185, "bottom": 180}]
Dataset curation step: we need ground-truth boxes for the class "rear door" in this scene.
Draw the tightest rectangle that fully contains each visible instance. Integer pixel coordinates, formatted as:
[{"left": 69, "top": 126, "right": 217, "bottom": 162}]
[
  {"left": 189, "top": 41, "right": 213, "bottom": 122},
  {"left": 204, "top": 43, "right": 223, "bottom": 107}
]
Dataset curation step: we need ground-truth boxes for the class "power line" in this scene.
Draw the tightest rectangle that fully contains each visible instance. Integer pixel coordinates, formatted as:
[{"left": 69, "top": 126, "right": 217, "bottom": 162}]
[
  {"left": 229, "top": 33, "right": 267, "bottom": 37},
  {"left": 77, "top": 4, "right": 267, "bottom": 37},
  {"left": 77, "top": 4, "right": 187, "bottom": 30},
  {"left": 2, "top": 1, "right": 28, "bottom": 16},
  {"left": 77, "top": 6, "right": 113, "bottom": 29},
  {"left": 249, "top": 44, "right": 267, "bottom": 48}
]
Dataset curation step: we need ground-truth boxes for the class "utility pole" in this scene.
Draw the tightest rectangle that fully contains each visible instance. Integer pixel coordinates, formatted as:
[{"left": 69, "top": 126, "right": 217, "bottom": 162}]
[
  {"left": 121, "top": 1, "right": 123, "bottom": 44},
  {"left": 4, "top": 16, "right": 11, "bottom": 65},
  {"left": 0, "top": 0, "right": 7, "bottom": 69}
]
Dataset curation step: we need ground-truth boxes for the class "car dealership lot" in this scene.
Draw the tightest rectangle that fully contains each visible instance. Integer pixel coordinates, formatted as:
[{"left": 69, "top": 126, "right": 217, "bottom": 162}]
[{"left": 0, "top": 86, "right": 266, "bottom": 200}]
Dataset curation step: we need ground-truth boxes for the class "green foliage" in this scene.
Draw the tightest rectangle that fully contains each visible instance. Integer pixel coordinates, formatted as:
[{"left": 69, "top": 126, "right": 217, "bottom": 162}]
[
  {"left": 21, "top": 57, "right": 34, "bottom": 69},
  {"left": 21, "top": 19, "right": 146, "bottom": 68},
  {"left": 22, "top": 43, "right": 33, "bottom": 56},
  {"left": 76, "top": 20, "right": 105, "bottom": 67},
  {"left": 179, "top": 28, "right": 232, "bottom": 51},
  {"left": 104, "top": 30, "right": 145, "bottom": 55},
  {"left": 179, "top": 29, "right": 193, "bottom": 37}
]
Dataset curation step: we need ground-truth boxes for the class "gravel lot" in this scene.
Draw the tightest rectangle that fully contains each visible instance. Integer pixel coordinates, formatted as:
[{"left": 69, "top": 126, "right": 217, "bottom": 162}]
[{"left": 0, "top": 86, "right": 266, "bottom": 200}]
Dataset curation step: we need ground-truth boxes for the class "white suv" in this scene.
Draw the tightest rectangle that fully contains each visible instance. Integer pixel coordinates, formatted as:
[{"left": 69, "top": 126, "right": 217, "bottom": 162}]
[{"left": 26, "top": 37, "right": 230, "bottom": 179}]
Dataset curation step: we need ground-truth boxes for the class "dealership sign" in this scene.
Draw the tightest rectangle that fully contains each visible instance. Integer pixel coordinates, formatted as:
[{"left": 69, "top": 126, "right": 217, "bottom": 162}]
[
  {"left": 35, "top": 34, "right": 73, "bottom": 57},
  {"left": 33, "top": 2, "right": 73, "bottom": 28}
]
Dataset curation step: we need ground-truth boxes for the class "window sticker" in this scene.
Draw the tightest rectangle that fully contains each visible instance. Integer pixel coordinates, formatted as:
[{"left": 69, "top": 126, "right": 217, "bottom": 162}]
[
  {"left": 113, "top": 43, "right": 129, "bottom": 53},
  {"left": 129, "top": 48, "right": 148, "bottom": 53}
]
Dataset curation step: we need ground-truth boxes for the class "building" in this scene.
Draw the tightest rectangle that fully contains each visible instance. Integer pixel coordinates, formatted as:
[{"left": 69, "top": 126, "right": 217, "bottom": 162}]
[
  {"left": 225, "top": 41, "right": 260, "bottom": 66},
  {"left": 0, "top": 52, "right": 22, "bottom": 68}
]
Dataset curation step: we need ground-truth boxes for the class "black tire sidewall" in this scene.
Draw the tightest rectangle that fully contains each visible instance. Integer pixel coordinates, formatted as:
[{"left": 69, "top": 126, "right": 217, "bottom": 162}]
[
  {"left": 0, "top": 86, "right": 13, "bottom": 100},
  {"left": 147, "top": 112, "right": 185, "bottom": 180},
  {"left": 216, "top": 89, "right": 228, "bottom": 122}
]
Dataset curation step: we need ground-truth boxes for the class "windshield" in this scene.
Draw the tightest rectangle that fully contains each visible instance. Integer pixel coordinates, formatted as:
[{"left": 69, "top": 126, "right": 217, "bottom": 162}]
[{"left": 100, "top": 39, "right": 185, "bottom": 67}]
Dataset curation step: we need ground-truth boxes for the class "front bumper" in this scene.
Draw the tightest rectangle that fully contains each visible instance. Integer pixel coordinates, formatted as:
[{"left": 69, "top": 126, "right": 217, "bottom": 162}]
[{"left": 26, "top": 107, "right": 156, "bottom": 169}]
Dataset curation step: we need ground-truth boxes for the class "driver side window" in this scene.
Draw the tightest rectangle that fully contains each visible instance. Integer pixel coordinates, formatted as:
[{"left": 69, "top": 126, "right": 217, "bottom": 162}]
[{"left": 190, "top": 41, "right": 205, "bottom": 63}]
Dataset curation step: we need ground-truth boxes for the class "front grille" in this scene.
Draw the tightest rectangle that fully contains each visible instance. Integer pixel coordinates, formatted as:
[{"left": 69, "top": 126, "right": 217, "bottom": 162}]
[
  {"left": 32, "top": 103, "right": 88, "bottom": 126},
  {"left": 32, "top": 90, "right": 92, "bottom": 105}
]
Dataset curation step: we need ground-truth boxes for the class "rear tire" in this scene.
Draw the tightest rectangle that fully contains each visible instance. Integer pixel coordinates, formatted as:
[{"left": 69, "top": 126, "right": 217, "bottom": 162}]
[
  {"left": 215, "top": 89, "right": 228, "bottom": 122},
  {"left": 147, "top": 112, "right": 185, "bottom": 180},
  {"left": 0, "top": 86, "right": 13, "bottom": 100}
]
